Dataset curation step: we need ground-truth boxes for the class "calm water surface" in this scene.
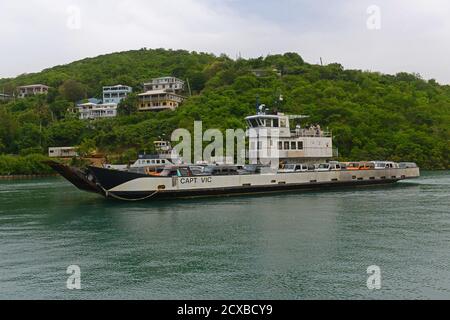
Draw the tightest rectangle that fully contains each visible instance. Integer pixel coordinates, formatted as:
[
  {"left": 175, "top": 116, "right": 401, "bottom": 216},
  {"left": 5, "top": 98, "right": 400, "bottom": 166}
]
[{"left": 0, "top": 171, "right": 449, "bottom": 299}]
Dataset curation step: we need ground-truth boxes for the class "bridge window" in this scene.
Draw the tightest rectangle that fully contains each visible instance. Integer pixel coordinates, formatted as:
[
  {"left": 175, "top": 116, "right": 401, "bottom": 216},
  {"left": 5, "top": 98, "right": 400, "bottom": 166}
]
[
  {"left": 248, "top": 119, "right": 258, "bottom": 127},
  {"left": 284, "top": 141, "right": 290, "bottom": 150},
  {"left": 273, "top": 119, "right": 279, "bottom": 127},
  {"left": 297, "top": 141, "right": 303, "bottom": 150},
  {"left": 278, "top": 141, "right": 282, "bottom": 150},
  {"left": 291, "top": 141, "right": 297, "bottom": 150}
]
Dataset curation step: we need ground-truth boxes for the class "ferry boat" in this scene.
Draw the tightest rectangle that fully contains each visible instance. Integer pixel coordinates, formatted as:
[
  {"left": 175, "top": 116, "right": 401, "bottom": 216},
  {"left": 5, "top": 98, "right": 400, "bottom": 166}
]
[{"left": 46, "top": 108, "right": 420, "bottom": 201}]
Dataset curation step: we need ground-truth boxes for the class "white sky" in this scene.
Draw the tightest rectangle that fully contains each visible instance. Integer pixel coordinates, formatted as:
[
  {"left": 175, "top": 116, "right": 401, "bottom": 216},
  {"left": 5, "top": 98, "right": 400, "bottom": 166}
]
[{"left": 1, "top": 0, "right": 450, "bottom": 84}]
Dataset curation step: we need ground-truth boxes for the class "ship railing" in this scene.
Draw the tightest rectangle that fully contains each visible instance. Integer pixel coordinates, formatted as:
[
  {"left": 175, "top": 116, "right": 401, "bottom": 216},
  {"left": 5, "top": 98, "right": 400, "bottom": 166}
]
[{"left": 290, "top": 129, "right": 332, "bottom": 138}]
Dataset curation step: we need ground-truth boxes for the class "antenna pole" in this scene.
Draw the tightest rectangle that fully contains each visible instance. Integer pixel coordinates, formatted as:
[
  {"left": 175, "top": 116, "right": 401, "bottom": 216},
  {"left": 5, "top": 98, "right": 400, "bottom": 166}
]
[
  {"left": 186, "top": 78, "right": 192, "bottom": 97},
  {"left": 256, "top": 95, "right": 260, "bottom": 113}
]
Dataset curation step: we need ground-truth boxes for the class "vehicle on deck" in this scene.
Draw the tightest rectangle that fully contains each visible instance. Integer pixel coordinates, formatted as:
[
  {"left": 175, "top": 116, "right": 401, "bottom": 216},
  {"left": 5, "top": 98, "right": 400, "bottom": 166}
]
[
  {"left": 357, "top": 162, "right": 375, "bottom": 170},
  {"left": 371, "top": 161, "right": 399, "bottom": 169},
  {"left": 344, "top": 162, "right": 360, "bottom": 170},
  {"left": 278, "top": 164, "right": 314, "bottom": 173},
  {"left": 315, "top": 162, "right": 342, "bottom": 172},
  {"left": 398, "top": 162, "right": 418, "bottom": 169}
]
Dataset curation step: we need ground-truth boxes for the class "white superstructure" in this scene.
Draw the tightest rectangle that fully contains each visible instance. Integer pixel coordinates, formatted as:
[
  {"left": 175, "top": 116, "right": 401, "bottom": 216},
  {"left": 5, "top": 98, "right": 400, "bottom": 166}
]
[{"left": 246, "top": 108, "right": 333, "bottom": 165}]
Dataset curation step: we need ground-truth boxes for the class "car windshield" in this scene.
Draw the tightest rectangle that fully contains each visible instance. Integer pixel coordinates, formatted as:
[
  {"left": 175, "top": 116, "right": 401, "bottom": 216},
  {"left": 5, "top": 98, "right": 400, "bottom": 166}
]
[
  {"left": 203, "top": 167, "right": 214, "bottom": 174},
  {"left": 284, "top": 165, "right": 296, "bottom": 170},
  {"left": 318, "top": 164, "right": 329, "bottom": 169}
]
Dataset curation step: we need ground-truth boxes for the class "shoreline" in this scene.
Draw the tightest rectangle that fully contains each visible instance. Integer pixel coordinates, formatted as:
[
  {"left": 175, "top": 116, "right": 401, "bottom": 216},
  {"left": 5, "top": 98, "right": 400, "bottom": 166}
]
[{"left": 0, "top": 174, "right": 59, "bottom": 181}]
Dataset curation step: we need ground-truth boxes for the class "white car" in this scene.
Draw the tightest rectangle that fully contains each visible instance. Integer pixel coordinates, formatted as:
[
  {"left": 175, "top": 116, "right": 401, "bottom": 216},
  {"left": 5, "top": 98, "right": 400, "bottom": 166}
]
[
  {"left": 278, "top": 164, "right": 310, "bottom": 173},
  {"left": 371, "top": 161, "right": 399, "bottom": 169},
  {"left": 315, "top": 163, "right": 342, "bottom": 172}
]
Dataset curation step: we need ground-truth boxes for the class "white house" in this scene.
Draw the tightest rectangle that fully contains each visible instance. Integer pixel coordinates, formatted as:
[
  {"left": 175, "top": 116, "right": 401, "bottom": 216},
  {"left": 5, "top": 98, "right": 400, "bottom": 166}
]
[
  {"left": 103, "top": 85, "right": 132, "bottom": 104},
  {"left": 17, "top": 84, "right": 49, "bottom": 98},
  {"left": 143, "top": 77, "right": 184, "bottom": 93},
  {"left": 77, "top": 102, "right": 118, "bottom": 120},
  {"left": 48, "top": 147, "right": 78, "bottom": 158}
]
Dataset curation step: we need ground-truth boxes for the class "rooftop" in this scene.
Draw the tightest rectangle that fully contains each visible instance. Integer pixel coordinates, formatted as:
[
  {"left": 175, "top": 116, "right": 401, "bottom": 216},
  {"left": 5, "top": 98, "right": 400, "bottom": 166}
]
[
  {"left": 138, "top": 89, "right": 183, "bottom": 96},
  {"left": 77, "top": 102, "right": 117, "bottom": 108},
  {"left": 18, "top": 84, "right": 49, "bottom": 88},
  {"left": 103, "top": 85, "right": 132, "bottom": 89}
]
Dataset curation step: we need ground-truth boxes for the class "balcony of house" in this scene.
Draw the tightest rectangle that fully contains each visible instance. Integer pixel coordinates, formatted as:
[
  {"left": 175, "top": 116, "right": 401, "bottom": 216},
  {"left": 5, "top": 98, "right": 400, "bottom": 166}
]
[
  {"left": 143, "top": 77, "right": 185, "bottom": 92},
  {"left": 137, "top": 90, "right": 184, "bottom": 111},
  {"left": 77, "top": 103, "right": 117, "bottom": 120},
  {"left": 290, "top": 126, "right": 332, "bottom": 138},
  {"left": 138, "top": 101, "right": 179, "bottom": 111},
  {"left": 17, "top": 85, "right": 49, "bottom": 98}
]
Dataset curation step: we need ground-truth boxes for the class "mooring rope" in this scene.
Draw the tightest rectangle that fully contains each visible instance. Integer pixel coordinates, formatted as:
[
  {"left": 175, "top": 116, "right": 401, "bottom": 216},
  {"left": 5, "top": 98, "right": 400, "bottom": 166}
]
[{"left": 99, "top": 185, "right": 160, "bottom": 202}]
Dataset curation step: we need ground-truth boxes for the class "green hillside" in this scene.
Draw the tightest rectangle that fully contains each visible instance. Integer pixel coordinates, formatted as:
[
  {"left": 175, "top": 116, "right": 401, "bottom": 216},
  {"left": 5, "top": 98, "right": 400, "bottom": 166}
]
[{"left": 0, "top": 48, "right": 449, "bottom": 173}]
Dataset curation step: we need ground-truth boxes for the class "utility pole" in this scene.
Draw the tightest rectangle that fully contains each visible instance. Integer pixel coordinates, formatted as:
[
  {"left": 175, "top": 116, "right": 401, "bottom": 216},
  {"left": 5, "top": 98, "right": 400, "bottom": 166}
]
[{"left": 186, "top": 78, "right": 192, "bottom": 97}]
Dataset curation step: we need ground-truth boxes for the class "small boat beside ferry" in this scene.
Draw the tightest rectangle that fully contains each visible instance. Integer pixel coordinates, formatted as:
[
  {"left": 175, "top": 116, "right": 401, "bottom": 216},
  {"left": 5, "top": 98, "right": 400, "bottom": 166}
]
[{"left": 46, "top": 107, "right": 420, "bottom": 201}]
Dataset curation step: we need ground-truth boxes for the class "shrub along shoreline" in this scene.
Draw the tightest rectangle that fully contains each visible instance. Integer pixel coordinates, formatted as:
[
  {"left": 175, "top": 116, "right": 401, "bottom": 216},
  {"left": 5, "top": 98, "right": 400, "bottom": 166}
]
[{"left": 0, "top": 154, "right": 54, "bottom": 176}]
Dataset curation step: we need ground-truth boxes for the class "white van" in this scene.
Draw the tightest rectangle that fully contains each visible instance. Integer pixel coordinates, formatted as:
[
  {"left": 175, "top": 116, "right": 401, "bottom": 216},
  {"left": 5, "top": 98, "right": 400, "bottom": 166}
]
[
  {"left": 315, "top": 162, "right": 342, "bottom": 172},
  {"left": 279, "top": 164, "right": 311, "bottom": 173},
  {"left": 371, "top": 161, "right": 399, "bottom": 169}
]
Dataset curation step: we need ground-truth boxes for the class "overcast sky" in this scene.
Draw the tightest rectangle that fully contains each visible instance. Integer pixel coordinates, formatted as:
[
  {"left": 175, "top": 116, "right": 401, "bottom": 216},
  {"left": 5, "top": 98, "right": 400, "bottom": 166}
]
[{"left": 1, "top": 0, "right": 450, "bottom": 84}]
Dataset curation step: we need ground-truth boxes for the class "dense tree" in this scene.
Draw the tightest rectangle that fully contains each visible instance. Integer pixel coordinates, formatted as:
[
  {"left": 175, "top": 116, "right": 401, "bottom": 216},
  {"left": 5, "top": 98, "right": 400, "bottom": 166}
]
[
  {"left": 118, "top": 93, "right": 138, "bottom": 115},
  {"left": 58, "top": 79, "right": 86, "bottom": 102}
]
